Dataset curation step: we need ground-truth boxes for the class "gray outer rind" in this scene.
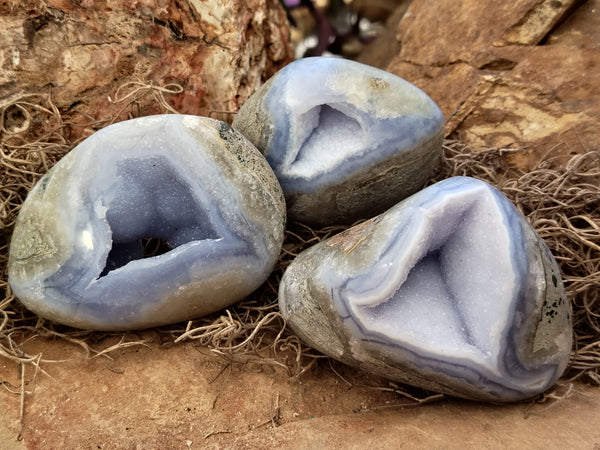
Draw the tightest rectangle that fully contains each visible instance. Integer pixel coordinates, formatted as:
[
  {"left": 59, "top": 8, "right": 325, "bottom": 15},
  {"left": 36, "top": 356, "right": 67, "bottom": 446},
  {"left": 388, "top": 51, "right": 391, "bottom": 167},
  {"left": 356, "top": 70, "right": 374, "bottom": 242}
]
[
  {"left": 511, "top": 213, "right": 572, "bottom": 373},
  {"left": 232, "top": 76, "right": 276, "bottom": 160}
]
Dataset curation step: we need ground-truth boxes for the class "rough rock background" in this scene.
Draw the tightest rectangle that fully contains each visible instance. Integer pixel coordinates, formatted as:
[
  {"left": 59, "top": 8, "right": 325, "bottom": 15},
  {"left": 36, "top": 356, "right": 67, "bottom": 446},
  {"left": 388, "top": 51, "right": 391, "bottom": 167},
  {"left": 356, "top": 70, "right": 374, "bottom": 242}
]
[
  {"left": 0, "top": 0, "right": 292, "bottom": 133},
  {"left": 359, "top": 0, "right": 600, "bottom": 169}
]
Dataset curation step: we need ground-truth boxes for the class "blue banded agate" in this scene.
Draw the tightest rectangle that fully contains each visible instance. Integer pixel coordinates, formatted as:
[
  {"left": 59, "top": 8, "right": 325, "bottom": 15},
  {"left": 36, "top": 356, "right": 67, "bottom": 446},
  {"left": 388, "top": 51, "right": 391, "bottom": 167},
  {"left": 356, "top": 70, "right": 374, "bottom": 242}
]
[
  {"left": 9, "top": 115, "right": 286, "bottom": 330},
  {"left": 279, "top": 176, "right": 571, "bottom": 402},
  {"left": 232, "top": 56, "right": 445, "bottom": 226}
]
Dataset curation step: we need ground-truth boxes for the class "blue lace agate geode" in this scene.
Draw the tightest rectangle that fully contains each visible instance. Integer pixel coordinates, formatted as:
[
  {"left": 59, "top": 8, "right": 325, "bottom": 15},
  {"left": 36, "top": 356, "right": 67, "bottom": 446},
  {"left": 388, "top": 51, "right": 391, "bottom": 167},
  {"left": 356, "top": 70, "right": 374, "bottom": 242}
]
[
  {"left": 232, "top": 56, "right": 445, "bottom": 226},
  {"left": 279, "top": 176, "right": 572, "bottom": 402},
  {"left": 8, "top": 115, "right": 286, "bottom": 330}
]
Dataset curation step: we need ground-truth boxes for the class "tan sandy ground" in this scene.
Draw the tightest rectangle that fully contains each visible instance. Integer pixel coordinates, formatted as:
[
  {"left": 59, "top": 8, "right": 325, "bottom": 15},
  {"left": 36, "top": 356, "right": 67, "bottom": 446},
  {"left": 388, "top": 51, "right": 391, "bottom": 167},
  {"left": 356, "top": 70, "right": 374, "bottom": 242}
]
[{"left": 1, "top": 334, "right": 599, "bottom": 449}]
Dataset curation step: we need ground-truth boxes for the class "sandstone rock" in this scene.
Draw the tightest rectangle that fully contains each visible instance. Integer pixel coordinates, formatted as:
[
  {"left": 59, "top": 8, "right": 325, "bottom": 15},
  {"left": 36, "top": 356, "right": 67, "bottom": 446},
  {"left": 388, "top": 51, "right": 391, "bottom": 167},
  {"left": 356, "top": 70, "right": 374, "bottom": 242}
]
[
  {"left": 350, "top": 0, "right": 410, "bottom": 23},
  {"left": 0, "top": 0, "right": 293, "bottom": 137},
  {"left": 396, "top": 0, "right": 575, "bottom": 66},
  {"left": 359, "top": 0, "right": 600, "bottom": 169}
]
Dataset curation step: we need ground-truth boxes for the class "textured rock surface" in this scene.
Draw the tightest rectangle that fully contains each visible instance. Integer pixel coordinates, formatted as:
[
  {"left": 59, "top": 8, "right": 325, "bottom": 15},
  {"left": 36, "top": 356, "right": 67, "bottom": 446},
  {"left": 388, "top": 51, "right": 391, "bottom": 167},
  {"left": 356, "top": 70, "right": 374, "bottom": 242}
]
[
  {"left": 2, "top": 336, "right": 599, "bottom": 448},
  {"left": 233, "top": 56, "right": 444, "bottom": 226},
  {"left": 8, "top": 115, "right": 286, "bottom": 330},
  {"left": 279, "top": 176, "right": 572, "bottom": 402},
  {"left": 0, "top": 0, "right": 292, "bottom": 134},
  {"left": 359, "top": 0, "right": 600, "bottom": 169}
]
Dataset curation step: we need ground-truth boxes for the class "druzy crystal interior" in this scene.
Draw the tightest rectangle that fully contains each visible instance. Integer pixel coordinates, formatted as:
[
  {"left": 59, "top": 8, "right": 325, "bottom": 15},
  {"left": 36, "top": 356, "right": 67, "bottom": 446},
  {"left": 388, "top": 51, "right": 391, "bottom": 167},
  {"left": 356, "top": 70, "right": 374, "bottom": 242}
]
[
  {"left": 279, "top": 177, "right": 572, "bottom": 402},
  {"left": 9, "top": 115, "right": 286, "bottom": 330},
  {"left": 232, "top": 56, "right": 445, "bottom": 226}
]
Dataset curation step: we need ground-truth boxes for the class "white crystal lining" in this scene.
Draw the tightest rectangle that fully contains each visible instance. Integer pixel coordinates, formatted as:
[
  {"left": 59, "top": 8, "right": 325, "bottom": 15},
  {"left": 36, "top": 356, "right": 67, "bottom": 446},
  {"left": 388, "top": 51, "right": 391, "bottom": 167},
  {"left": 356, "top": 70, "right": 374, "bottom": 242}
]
[
  {"left": 286, "top": 103, "right": 366, "bottom": 178},
  {"left": 347, "top": 182, "right": 519, "bottom": 363}
]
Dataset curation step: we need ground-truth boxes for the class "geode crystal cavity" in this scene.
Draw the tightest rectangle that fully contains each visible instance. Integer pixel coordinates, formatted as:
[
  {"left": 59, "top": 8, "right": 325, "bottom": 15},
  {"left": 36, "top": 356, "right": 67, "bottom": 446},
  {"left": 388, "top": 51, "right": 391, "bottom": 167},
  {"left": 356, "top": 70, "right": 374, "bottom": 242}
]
[
  {"left": 232, "top": 56, "right": 445, "bottom": 226},
  {"left": 279, "top": 176, "right": 572, "bottom": 402},
  {"left": 9, "top": 115, "right": 286, "bottom": 330}
]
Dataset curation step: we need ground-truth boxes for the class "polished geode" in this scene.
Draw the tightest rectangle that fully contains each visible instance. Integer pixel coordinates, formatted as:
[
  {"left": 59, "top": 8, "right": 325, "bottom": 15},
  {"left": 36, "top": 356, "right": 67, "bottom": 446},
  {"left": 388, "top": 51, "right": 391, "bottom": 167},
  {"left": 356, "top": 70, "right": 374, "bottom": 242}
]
[
  {"left": 232, "top": 56, "right": 445, "bottom": 226},
  {"left": 279, "top": 176, "right": 572, "bottom": 402},
  {"left": 9, "top": 115, "right": 286, "bottom": 331}
]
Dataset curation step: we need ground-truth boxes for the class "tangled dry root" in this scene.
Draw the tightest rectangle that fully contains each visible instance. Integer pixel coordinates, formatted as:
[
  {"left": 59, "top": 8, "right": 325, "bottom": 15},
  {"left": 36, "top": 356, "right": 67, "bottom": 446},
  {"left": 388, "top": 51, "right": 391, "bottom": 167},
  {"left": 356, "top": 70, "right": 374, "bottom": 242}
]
[{"left": 1, "top": 83, "right": 599, "bottom": 406}]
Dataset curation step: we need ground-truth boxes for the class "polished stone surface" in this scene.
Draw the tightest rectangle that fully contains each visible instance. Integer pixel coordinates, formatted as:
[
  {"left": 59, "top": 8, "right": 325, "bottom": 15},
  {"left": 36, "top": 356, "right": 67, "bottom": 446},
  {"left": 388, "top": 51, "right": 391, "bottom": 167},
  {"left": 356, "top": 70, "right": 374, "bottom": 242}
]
[
  {"left": 9, "top": 115, "right": 286, "bottom": 330},
  {"left": 232, "top": 56, "right": 445, "bottom": 226},
  {"left": 279, "top": 176, "right": 572, "bottom": 402}
]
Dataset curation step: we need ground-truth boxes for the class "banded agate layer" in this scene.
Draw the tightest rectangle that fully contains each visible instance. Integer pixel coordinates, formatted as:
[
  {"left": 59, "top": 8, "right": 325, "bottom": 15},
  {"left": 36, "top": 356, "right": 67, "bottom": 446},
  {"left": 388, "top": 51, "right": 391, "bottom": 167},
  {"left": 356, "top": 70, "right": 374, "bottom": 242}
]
[
  {"left": 9, "top": 115, "right": 286, "bottom": 330},
  {"left": 279, "top": 177, "right": 572, "bottom": 402},
  {"left": 233, "top": 56, "right": 445, "bottom": 226}
]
